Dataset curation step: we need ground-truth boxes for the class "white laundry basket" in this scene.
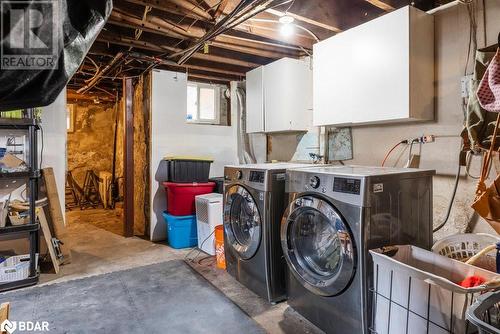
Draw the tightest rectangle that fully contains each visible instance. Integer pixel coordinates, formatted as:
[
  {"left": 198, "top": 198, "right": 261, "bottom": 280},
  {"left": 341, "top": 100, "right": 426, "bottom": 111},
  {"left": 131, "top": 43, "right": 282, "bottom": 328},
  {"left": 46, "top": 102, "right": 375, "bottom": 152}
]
[
  {"left": 432, "top": 233, "right": 500, "bottom": 272},
  {"left": 370, "top": 245, "right": 500, "bottom": 334}
]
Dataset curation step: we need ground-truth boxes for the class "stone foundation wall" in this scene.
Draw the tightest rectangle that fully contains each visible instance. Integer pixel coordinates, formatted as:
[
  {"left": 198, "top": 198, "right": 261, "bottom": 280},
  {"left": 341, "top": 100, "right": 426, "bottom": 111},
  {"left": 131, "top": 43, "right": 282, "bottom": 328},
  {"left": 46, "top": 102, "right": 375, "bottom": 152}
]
[{"left": 67, "top": 102, "right": 117, "bottom": 186}]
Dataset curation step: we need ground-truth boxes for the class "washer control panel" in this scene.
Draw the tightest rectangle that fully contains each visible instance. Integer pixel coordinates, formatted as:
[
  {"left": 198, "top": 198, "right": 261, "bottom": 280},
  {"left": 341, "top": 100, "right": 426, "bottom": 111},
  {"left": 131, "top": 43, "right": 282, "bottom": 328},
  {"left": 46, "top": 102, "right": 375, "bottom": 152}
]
[
  {"left": 333, "top": 177, "right": 361, "bottom": 195},
  {"left": 249, "top": 171, "right": 265, "bottom": 183}
]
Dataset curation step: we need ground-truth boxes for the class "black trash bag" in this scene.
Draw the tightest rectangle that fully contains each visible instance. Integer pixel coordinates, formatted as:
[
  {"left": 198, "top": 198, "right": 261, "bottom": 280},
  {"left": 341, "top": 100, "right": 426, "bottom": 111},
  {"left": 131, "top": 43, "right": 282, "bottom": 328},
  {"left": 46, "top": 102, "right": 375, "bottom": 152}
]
[{"left": 0, "top": 0, "right": 112, "bottom": 111}]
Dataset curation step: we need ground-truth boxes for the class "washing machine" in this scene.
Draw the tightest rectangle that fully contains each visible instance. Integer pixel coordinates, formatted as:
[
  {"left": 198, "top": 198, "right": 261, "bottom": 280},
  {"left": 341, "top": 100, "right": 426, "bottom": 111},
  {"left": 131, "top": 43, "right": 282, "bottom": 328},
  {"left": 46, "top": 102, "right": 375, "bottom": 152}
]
[
  {"left": 281, "top": 166, "right": 435, "bottom": 333},
  {"left": 223, "top": 163, "right": 312, "bottom": 303}
]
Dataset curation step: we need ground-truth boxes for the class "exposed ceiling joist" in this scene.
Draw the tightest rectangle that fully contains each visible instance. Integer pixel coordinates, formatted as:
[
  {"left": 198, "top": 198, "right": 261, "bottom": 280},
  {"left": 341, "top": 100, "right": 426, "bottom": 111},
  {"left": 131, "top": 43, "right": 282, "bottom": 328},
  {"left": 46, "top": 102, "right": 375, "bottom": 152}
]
[
  {"left": 77, "top": 52, "right": 124, "bottom": 93},
  {"left": 89, "top": 41, "right": 251, "bottom": 73},
  {"left": 214, "top": 0, "right": 231, "bottom": 19},
  {"left": 108, "top": 10, "right": 303, "bottom": 59},
  {"left": 169, "top": 0, "right": 213, "bottom": 20},
  {"left": 174, "top": 0, "right": 275, "bottom": 64},
  {"left": 122, "top": 0, "right": 207, "bottom": 20},
  {"left": 265, "top": 8, "right": 341, "bottom": 33},
  {"left": 97, "top": 34, "right": 262, "bottom": 68},
  {"left": 123, "top": 52, "right": 246, "bottom": 77},
  {"left": 188, "top": 72, "right": 232, "bottom": 83},
  {"left": 67, "top": 90, "right": 116, "bottom": 103},
  {"left": 365, "top": 0, "right": 395, "bottom": 11}
]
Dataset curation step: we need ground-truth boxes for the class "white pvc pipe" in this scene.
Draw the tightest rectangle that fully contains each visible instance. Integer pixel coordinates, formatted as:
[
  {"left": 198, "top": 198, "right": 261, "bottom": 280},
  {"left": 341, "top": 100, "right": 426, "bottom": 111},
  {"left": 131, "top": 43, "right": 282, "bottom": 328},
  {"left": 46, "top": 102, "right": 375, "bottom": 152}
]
[{"left": 426, "top": 0, "right": 461, "bottom": 15}]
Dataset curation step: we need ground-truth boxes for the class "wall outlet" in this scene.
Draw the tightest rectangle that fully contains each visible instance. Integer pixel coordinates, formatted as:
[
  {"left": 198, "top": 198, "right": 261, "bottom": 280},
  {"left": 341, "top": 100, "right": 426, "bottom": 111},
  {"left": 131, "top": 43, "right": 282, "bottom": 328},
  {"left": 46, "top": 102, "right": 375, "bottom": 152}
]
[{"left": 461, "top": 75, "right": 473, "bottom": 98}]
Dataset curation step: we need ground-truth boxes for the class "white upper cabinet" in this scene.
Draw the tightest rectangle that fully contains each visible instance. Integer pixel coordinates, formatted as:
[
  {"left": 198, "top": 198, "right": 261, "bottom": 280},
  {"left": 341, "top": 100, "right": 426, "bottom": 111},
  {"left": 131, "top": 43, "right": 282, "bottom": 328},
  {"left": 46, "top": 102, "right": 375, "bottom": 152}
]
[
  {"left": 246, "top": 66, "right": 265, "bottom": 133},
  {"left": 313, "top": 6, "right": 434, "bottom": 127},
  {"left": 246, "top": 57, "right": 312, "bottom": 133}
]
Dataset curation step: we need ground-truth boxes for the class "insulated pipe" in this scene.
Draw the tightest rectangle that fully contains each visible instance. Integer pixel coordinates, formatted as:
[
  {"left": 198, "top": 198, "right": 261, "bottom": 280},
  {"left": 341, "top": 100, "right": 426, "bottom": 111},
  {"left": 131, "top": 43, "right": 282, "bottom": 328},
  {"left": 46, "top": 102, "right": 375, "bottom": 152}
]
[
  {"left": 236, "top": 87, "right": 256, "bottom": 164},
  {"left": 426, "top": 0, "right": 462, "bottom": 15}
]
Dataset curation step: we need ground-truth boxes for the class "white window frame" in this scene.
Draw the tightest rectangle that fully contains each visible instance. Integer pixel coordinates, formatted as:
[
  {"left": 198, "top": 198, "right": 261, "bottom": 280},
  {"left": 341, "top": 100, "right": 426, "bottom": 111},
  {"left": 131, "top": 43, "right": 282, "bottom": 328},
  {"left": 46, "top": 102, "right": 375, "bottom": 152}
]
[{"left": 187, "top": 82, "right": 221, "bottom": 125}]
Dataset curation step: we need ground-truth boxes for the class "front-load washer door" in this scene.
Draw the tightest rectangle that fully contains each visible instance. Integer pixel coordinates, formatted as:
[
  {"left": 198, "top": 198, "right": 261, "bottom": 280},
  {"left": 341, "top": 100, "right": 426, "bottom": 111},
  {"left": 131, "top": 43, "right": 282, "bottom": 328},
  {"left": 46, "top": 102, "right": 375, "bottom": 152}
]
[
  {"left": 281, "top": 195, "right": 356, "bottom": 297},
  {"left": 224, "top": 185, "right": 262, "bottom": 260}
]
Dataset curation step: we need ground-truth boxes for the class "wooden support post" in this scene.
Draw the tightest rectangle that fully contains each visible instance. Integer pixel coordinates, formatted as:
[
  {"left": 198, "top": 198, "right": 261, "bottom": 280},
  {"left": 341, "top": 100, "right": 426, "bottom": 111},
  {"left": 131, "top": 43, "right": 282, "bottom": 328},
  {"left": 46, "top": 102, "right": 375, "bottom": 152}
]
[
  {"left": 0, "top": 302, "right": 9, "bottom": 333},
  {"left": 123, "top": 78, "right": 135, "bottom": 237},
  {"left": 42, "top": 168, "right": 72, "bottom": 264}
]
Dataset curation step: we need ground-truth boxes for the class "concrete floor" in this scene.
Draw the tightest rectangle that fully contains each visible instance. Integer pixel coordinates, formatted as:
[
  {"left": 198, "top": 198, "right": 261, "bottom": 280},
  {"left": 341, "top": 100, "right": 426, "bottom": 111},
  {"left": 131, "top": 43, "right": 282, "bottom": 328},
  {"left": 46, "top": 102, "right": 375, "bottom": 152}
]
[{"left": 35, "top": 209, "right": 324, "bottom": 334}]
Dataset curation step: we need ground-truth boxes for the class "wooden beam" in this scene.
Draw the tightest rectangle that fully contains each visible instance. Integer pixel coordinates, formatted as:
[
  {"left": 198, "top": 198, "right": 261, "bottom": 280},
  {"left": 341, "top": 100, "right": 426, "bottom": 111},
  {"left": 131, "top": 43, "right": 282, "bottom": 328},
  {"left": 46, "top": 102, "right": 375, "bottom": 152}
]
[
  {"left": 365, "top": 0, "right": 395, "bottom": 11},
  {"left": 97, "top": 34, "right": 263, "bottom": 68},
  {"left": 110, "top": 9, "right": 190, "bottom": 39},
  {"left": 124, "top": 52, "right": 247, "bottom": 76},
  {"left": 116, "top": 2, "right": 310, "bottom": 51},
  {"left": 67, "top": 90, "right": 116, "bottom": 102},
  {"left": 169, "top": 0, "right": 213, "bottom": 21},
  {"left": 215, "top": 0, "right": 230, "bottom": 19},
  {"left": 265, "top": 8, "right": 341, "bottom": 33},
  {"left": 235, "top": 22, "right": 314, "bottom": 49},
  {"left": 122, "top": 0, "right": 211, "bottom": 21},
  {"left": 77, "top": 52, "right": 124, "bottom": 93},
  {"left": 108, "top": 54, "right": 243, "bottom": 80},
  {"left": 88, "top": 40, "right": 251, "bottom": 72},
  {"left": 188, "top": 75, "right": 230, "bottom": 86},
  {"left": 188, "top": 72, "right": 232, "bottom": 83},
  {"left": 166, "top": 62, "right": 245, "bottom": 77},
  {"left": 123, "top": 78, "right": 134, "bottom": 238},
  {"left": 108, "top": 10, "right": 300, "bottom": 58}
]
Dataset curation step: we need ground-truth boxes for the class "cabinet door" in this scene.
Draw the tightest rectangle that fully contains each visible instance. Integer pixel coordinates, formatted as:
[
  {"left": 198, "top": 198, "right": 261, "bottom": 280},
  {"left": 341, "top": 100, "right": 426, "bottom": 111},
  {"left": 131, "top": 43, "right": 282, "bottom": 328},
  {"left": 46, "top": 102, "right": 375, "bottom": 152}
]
[
  {"left": 313, "top": 32, "right": 354, "bottom": 126},
  {"left": 313, "top": 6, "right": 432, "bottom": 126},
  {"left": 264, "top": 58, "right": 310, "bottom": 132},
  {"left": 349, "top": 7, "right": 410, "bottom": 124},
  {"left": 246, "top": 66, "right": 264, "bottom": 133}
]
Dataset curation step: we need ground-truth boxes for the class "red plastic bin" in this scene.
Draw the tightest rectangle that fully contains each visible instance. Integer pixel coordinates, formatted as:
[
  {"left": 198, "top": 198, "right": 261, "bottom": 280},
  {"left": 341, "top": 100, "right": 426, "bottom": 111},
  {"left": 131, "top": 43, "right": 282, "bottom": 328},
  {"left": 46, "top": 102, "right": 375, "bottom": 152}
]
[{"left": 163, "top": 182, "right": 216, "bottom": 216}]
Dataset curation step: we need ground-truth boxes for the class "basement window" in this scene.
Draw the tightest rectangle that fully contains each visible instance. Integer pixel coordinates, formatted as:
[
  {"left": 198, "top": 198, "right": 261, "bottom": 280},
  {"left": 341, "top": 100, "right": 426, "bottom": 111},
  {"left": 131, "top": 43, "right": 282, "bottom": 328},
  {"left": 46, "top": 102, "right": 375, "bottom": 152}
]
[{"left": 187, "top": 82, "right": 228, "bottom": 125}]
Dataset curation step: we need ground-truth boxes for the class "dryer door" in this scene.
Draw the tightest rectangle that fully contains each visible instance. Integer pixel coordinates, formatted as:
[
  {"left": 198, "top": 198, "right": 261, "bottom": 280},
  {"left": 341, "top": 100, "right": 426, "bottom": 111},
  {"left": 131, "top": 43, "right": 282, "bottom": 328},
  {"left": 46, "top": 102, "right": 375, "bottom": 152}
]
[
  {"left": 281, "top": 195, "right": 356, "bottom": 297},
  {"left": 224, "top": 185, "right": 262, "bottom": 260}
]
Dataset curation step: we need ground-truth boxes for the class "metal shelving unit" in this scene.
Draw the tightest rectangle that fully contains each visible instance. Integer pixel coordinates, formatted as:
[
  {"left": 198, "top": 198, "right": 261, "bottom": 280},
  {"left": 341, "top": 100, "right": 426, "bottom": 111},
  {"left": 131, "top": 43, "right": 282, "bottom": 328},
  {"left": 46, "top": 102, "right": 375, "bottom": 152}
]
[{"left": 0, "top": 108, "right": 40, "bottom": 291}]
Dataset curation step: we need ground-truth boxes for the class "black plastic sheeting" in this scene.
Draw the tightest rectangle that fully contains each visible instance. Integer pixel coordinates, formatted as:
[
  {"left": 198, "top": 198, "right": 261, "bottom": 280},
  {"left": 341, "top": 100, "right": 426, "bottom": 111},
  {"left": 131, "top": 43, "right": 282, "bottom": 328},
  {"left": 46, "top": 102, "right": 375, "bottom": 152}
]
[{"left": 0, "top": 0, "right": 112, "bottom": 111}]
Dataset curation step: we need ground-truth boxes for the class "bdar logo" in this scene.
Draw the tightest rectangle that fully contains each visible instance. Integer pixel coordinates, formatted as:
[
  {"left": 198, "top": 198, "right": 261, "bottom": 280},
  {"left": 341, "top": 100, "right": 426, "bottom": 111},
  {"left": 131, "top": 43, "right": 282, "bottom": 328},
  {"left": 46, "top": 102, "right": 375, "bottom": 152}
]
[{"left": 1, "top": 319, "right": 16, "bottom": 334}]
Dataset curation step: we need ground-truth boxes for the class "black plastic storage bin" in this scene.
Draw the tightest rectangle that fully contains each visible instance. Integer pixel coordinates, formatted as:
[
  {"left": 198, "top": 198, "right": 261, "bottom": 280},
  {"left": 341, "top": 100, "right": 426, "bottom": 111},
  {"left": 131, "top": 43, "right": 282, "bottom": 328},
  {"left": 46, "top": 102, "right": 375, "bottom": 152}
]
[
  {"left": 164, "top": 157, "right": 213, "bottom": 183},
  {"left": 467, "top": 291, "right": 500, "bottom": 333},
  {"left": 209, "top": 177, "right": 224, "bottom": 194}
]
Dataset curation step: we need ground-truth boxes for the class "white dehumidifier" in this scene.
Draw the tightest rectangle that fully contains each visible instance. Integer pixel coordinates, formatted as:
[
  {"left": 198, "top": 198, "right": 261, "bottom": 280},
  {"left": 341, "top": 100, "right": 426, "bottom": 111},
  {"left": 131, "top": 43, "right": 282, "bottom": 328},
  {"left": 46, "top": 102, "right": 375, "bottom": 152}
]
[{"left": 195, "top": 193, "right": 223, "bottom": 255}]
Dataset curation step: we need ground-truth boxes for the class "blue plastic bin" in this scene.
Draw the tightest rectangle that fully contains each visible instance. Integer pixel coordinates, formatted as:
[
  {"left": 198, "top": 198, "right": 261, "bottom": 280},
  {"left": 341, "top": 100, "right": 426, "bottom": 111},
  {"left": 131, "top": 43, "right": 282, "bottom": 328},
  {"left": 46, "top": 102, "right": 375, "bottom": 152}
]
[{"left": 162, "top": 212, "right": 198, "bottom": 249}]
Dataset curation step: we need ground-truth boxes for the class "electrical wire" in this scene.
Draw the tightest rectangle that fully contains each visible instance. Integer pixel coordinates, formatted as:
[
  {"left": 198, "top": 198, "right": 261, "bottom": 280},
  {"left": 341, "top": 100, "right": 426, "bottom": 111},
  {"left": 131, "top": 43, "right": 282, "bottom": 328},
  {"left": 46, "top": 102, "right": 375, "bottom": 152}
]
[
  {"left": 433, "top": 158, "right": 462, "bottom": 233},
  {"left": 465, "top": 151, "right": 481, "bottom": 179},
  {"left": 407, "top": 139, "right": 417, "bottom": 161},
  {"left": 184, "top": 229, "right": 216, "bottom": 263},
  {"left": 284, "top": 0, "right": 295, "bottom": 13},
  {"left": 381, "top": 140, "right": 407, "bottom": 167}
]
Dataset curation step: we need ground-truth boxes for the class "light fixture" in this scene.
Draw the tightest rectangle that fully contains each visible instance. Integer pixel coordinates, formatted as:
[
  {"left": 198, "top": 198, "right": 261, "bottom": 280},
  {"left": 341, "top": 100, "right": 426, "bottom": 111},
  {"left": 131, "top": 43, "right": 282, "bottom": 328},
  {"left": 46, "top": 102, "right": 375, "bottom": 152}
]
[
  {"left": 279, "top": 15, "right": 294, "bottom": 25},
  {"left": 279, "top": 15, "right": 295, "bottom": 38},
  {"left": 280, "top": 23, "right": 295, "bottom": 38}
]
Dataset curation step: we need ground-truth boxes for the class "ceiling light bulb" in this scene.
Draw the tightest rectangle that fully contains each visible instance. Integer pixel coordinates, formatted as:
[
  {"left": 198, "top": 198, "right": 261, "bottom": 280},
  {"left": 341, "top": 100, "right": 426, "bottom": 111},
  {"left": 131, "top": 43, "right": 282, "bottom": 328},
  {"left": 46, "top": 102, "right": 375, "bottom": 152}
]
[
  {"left": 279, "top": 15, "right": 294, "bottom": 24},
  {"left": 280, "top": 23, "right": 295, "bottom": 38}
]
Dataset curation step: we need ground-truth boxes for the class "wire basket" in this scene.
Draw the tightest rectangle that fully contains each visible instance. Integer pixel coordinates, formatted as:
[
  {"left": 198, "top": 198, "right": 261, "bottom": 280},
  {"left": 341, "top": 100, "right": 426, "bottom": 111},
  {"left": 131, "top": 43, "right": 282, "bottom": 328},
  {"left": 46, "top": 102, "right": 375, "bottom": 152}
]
[
  {"left": 467, "top": 291, "right": 500, "bottom": 333},
  {"left": 432, "top": 233, "right": 500, "bottom": 272},
  {"left": 370, "top": 245, "right": 500, "bottom": 334}
]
